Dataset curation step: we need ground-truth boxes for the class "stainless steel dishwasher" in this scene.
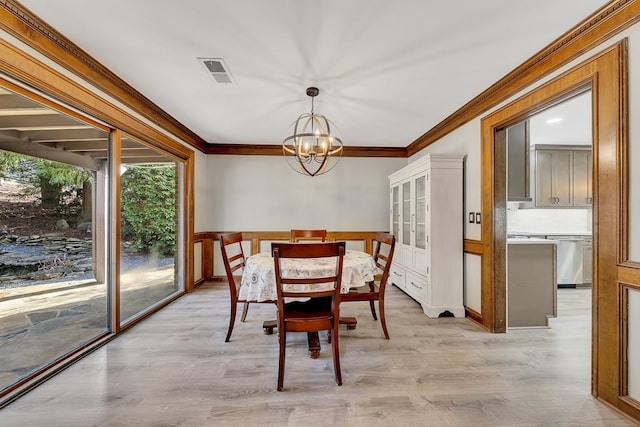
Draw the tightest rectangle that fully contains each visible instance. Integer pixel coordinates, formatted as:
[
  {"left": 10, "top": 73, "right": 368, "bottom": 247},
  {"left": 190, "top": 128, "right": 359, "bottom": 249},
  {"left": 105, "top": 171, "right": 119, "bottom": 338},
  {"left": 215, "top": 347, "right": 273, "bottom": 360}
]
[
  {"left": 549, "top": 236, "right": 584, "bottom": 287},
  {"left": 582, "top": 237, "right": 593, "bottom": 285}
]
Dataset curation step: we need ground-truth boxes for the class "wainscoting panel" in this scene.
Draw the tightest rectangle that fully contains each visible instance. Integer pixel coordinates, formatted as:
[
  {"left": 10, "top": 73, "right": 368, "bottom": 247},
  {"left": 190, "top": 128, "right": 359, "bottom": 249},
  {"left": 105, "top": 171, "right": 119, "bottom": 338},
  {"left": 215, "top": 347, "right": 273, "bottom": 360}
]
[
  {"left": 629, "top": 287, "right": 640, "bottom": 401},
  {"left": 194, "top": 231, "right": 381, "bottom": 284},
  {"left": 464, "top": 253, "right": 482, "bottom": 314},
  {"left": 194, "top": 241, "right": 202, "bottom": 283}
]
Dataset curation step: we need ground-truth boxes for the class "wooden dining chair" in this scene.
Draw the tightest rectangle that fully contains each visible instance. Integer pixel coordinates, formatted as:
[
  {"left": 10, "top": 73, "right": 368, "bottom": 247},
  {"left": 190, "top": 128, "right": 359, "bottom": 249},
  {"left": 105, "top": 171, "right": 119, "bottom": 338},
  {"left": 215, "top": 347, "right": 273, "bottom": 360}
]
[
  {"left": 289, "top": 229, "right": 327, "bottom": 242},
  {"left": 219, "top": 232, "right": 253, "bottom": 342},
  {"left": 272, "top": 241, "right": 345, "bottom": 391},
  {"left": 341, "top": 232, "right": 396, "bottom": 339}
]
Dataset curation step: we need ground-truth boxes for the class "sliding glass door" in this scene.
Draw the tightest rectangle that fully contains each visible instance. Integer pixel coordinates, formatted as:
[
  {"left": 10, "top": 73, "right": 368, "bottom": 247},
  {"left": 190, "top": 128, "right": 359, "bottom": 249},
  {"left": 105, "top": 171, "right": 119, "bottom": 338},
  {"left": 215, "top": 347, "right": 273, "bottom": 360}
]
[
  {"left": 0, "top": 88, "right": 109, "bottom": 393},
  {"left": 118, "top": 136, "right": 184, "bottom": 324},
  {"left": 0, "top": 88, "right": 188, "bottom": 401}
]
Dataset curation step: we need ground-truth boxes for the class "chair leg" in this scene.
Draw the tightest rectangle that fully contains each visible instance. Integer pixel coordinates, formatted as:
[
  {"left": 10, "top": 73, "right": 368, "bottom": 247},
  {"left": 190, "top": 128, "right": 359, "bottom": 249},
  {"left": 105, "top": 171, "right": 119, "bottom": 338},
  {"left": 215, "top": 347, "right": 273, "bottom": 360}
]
[
  {"left": 277, "top": 330, "right": 286, "bottom": 391},
  {"left": 307, "top": 332, "right": 321, "bottom": 359},
  {"left": 225, "top": 302, "right": 237, "bottom": 342},
  {"left": 379, "top": 298, "right": 390, "bottom": 340},
  {"left": 331, "top": 324, "right": 342, "bottom": 386},
  {"left": 369, "top": 300, "right": 378, "bottom": 320},
  {"left": 240, "top": 301, "right": 250, "bottom": 322},
  {"left": 262, "top": 319, "right": 276, "bottom": 335},
  {"left": 339, "top": 316, "right": 358, "bottom": 330}
]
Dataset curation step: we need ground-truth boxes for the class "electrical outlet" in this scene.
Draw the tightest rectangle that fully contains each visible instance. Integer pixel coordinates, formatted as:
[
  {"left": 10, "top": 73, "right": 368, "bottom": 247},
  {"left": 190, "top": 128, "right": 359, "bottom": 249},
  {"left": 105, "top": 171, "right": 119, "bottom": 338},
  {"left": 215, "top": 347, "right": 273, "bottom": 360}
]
[{"left": 468, "top": 212, "right": 475, "bottom": 223}]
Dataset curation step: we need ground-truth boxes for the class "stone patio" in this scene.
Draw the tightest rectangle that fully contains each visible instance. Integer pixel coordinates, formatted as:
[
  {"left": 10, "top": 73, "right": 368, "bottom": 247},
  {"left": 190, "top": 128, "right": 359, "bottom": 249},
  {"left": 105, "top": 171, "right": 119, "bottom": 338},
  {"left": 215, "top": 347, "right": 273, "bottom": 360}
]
[{"left": 0, "top": 262, "right": 177, "bottom": 392}]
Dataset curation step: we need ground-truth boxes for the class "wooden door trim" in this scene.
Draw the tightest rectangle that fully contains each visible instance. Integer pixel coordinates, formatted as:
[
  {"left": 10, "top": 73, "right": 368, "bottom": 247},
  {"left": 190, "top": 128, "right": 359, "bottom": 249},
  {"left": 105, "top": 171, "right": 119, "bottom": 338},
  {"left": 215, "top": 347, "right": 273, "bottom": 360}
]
[{"left": 481, "top": 40, "right": 628, "bottom": 412}]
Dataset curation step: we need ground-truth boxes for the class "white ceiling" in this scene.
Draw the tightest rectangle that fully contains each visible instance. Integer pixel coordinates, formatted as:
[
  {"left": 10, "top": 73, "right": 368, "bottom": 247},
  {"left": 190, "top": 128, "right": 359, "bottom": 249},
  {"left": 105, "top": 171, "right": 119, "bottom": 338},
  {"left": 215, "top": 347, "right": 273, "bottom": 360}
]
[
  {"left": 529, "top": 91, "right": 593, "bottom": 147},
  {"left": 17, "top": 0, "right": 609, "bottom": 149}
]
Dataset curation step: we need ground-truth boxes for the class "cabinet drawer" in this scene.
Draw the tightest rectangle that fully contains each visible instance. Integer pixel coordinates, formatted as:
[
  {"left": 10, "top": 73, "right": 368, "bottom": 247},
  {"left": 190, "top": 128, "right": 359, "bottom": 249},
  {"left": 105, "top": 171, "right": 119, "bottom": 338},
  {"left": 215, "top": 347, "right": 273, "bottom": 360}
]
[
  {"left": 405, "top": 271, "right": 427, "bottom": 303},
  {"left": 389, "top": 263, "right": 406, "bottom": 289}
]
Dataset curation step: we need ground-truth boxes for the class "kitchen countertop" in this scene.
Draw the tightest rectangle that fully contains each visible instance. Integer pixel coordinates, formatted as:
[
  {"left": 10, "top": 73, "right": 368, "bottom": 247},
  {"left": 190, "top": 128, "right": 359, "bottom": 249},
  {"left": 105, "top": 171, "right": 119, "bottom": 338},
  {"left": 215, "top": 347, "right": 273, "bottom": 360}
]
[
  {"left": 507, "top": 237, "right": 557, "bottom": 245},
  {"left": 508, "top": 231, "right": 592, "bottom": 237}
]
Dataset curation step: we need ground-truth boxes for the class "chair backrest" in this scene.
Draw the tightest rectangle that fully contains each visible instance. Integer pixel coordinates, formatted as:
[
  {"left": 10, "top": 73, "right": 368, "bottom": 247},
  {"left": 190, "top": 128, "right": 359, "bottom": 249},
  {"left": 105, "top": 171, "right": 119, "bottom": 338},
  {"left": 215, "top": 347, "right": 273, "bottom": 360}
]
[
  {"left": 372, "top": 232, "right": 395, "bottom": 288},
  {"left": 272, "top": 242, "right": 345, "bottom": 303},
  {"left": 220, "top": 232, "right": 246, "bottom": 294},
  {"left": 290, "top": 229, "right": 327, "bottom": 242}
]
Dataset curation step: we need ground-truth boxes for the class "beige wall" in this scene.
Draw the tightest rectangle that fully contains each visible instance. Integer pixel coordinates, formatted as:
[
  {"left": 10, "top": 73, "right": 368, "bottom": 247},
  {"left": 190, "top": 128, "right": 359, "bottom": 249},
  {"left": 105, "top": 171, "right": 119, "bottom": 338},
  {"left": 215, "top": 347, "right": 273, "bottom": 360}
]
[{"left": 195, "top": 155, "right": 406, "bottom": 232}]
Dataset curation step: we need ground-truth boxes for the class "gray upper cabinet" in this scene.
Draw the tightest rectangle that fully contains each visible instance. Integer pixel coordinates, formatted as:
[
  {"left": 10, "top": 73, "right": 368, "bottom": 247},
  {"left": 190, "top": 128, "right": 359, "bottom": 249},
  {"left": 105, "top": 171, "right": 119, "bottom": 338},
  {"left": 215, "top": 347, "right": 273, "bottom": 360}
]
[
  {"left": 533, "top": 145, "right": 591, "bottom": 208},
  {"left": 535, "top": 149, "right": 573, "bottom": 206},
  {"left": 506, "top": 121, "right": 531, "bottom": 201},
  {"left": 573, "top": 150, "right": 593, "bottom": 206}
]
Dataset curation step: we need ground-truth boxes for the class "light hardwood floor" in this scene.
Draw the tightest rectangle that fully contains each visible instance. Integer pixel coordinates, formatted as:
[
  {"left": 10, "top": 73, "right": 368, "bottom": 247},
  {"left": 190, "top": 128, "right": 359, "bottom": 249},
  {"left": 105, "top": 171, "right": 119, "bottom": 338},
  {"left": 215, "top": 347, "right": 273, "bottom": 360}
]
[{"left": 1, "top": 284, "right": 637, "bottom": 426}]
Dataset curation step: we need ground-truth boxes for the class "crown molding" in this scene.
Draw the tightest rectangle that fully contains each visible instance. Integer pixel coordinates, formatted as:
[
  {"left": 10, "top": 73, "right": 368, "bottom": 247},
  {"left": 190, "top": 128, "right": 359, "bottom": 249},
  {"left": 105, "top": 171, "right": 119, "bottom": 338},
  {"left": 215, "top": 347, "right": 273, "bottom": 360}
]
[
  {"left": 0, "top": 0, "right": 406, "bottom": 157},
  {"left": 0, "top": 0, "right": 208, "bottom": 151},
  {"left": 0, "top": 1, "right": 635, "bottom": 158},
  {"left": 408, "top": 0, "right": 639, "bottom": 156},
  {"left": 203, "top": 143, "right": 407, "bottom": 157}
]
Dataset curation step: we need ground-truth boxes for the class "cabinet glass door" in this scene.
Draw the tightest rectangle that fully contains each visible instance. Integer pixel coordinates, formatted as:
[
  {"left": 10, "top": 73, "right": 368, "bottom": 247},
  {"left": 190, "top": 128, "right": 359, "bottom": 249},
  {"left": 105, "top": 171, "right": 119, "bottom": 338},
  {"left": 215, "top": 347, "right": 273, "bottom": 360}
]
[
  {"left": 415, "top": 175, "right": 426, "bottom": 249},
  {"left": 392, "top": 185, "right": 400, "bottom": 238},
  {"left": 402, "top": 181, "right": 411, "bottom": 245}
]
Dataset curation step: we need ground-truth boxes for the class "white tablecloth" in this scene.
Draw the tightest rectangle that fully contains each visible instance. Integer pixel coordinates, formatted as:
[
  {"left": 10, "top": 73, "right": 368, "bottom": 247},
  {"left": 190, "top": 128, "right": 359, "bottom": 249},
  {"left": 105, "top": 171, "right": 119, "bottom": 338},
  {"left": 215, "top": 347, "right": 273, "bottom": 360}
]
[{"left": 239, "top": 250, "right": 378, "bottom": 302}]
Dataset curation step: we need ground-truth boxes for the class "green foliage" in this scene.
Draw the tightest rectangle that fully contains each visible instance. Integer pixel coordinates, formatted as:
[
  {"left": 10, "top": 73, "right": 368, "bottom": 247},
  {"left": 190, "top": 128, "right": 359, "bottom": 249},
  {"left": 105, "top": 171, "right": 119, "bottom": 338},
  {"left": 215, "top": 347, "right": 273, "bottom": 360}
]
[
  {"left": 0, "top": 151, "right": 40, "bottom": 193},
  {"left": 0, "top": 151, "right": 22, "bottom": 176},
  {"left": 120, "top": 165, "right": 176, "bottom": 256},
  {"left": 35, "top": 160, "right": 89, "bottom": 187},
  {"left": 1, "top": 150, "right": 178, "bottom": 257},
  {"left": 0, "top": 150, "right": 90, "bottom": 213},
  {"left": 0, "top": 150, "right": 88, "bottom": 186},
  {"left": 34, "top": 160, "right": 90, "bottom": 210}
]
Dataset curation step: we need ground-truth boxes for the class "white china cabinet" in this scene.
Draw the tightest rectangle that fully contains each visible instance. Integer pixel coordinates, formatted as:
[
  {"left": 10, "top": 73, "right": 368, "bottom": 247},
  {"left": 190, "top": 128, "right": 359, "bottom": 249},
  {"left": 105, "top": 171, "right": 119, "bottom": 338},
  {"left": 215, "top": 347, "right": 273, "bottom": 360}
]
[{"left": 388, "top": 153, "right": 464, "bottom": 317}]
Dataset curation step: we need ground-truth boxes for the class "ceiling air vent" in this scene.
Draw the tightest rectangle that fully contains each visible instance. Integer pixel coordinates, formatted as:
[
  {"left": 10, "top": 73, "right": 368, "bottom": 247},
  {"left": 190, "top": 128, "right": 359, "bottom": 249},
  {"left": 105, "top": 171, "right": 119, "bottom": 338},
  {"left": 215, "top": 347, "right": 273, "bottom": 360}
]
[{"left": 198, "top": 57, "right": 234, "bottom": 84}]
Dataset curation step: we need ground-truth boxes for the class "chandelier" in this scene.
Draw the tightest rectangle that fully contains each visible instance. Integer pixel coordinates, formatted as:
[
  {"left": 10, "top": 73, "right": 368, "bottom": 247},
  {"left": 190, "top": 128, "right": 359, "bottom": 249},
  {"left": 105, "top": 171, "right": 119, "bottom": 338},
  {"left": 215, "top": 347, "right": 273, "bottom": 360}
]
[{"left": 282, "top": 87, "right": 343, "bottom": 177}]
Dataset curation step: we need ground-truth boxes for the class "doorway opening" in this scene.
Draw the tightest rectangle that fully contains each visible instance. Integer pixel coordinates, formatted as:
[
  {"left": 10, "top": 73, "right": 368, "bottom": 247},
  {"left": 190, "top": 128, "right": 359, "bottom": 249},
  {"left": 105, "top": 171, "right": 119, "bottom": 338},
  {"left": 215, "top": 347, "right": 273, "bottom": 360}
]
[
  {"left": 504, "top": 90, "right": 592, "bottom": 330},
  {"left": 480, "top": 40, "right": 629, "bottom": 418}
]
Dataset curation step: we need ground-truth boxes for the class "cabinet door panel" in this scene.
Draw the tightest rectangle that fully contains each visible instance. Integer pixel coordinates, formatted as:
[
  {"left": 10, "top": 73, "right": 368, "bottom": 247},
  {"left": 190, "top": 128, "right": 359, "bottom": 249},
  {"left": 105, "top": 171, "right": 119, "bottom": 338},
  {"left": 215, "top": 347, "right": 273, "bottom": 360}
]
[
  {"left": 415, "top": 175, "right": 426, "bottom": 249},
  {"left": 552, "top": 150, "right": 573, "bottom": 206},
  {"left": 535, "top": 149, "right": 573, "bottom": 207},
  {"left": 573, "top": 151, "right": 593, "bottom": 206},
  {"left": 391, "top": 185, "right": 400, "bottom": 237},
  {"left": 402, "top": 181, "right": 411, "bottom": 246},
  {"left": 536, "top": 150, "right": 555, "bottom": 206},
  {"left": 414, "top": 251, "right": 427, "bottom": 274},
  {"left": 401, "top": 246, "right": 413, "bottom": 269},
  {"left": 507, "top": 122, "right": 530, "bottom": 200}
]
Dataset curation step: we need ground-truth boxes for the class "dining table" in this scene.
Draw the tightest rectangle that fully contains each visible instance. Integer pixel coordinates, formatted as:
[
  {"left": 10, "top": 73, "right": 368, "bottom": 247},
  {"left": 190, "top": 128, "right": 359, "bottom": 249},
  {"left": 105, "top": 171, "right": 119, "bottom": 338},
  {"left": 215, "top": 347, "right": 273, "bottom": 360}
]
[{"left": 239, "top": 249, "right": 379, "bottom": 358}]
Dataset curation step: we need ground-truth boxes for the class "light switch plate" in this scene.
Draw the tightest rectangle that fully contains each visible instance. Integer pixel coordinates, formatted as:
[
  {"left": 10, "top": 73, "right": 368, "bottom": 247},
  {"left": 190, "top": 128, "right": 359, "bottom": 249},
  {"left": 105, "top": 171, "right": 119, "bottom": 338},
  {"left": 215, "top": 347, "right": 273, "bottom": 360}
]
[
  {"left": 468, "top": 212, "right": 475, "bottom": 223},
  {"left": 475, "top": 212, "right": 481, "bottom": 224}
]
